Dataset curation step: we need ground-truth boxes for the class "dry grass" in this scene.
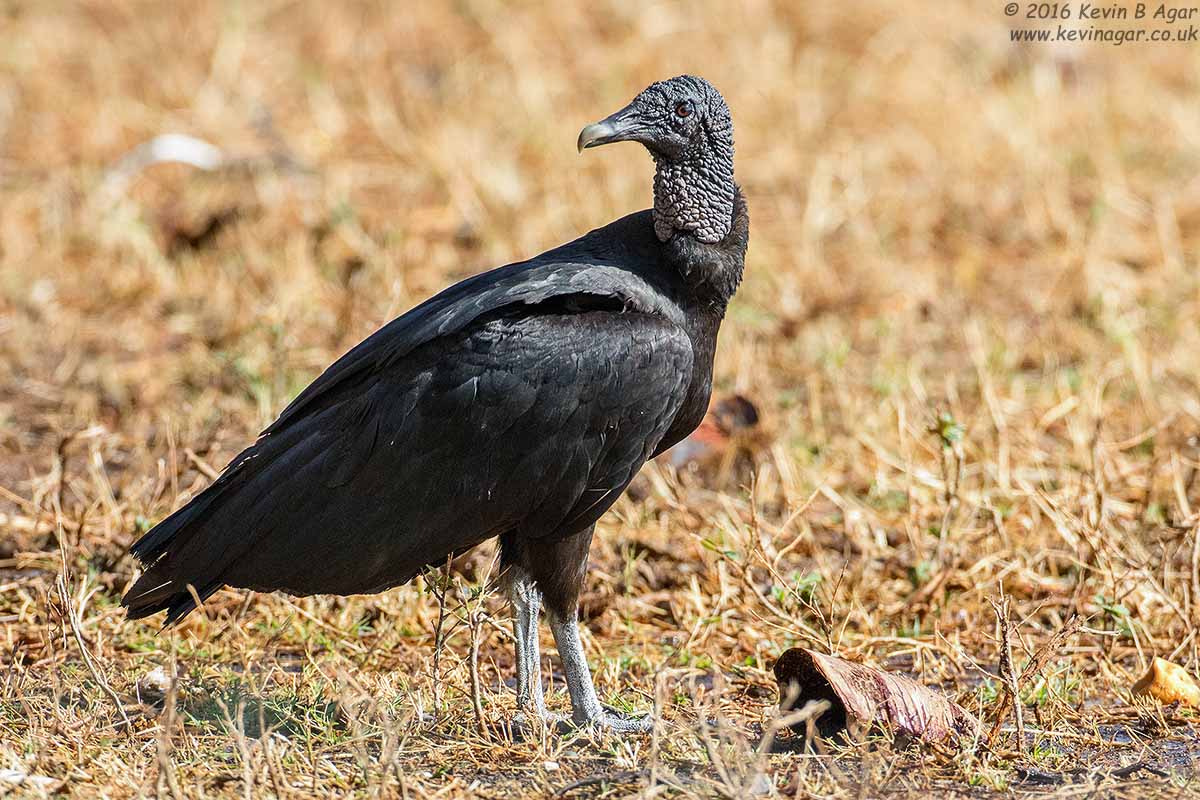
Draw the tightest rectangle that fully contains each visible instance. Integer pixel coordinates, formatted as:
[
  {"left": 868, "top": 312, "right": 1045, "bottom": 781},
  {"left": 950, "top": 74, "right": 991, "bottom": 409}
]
[{"left": 3, "top": 1, "right": 1200, "bottom": 797}]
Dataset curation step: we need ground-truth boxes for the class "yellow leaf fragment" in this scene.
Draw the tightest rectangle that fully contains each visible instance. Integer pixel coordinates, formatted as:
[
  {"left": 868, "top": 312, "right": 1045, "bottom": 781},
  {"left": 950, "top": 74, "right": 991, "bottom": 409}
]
[{"left": 1131, "top": 657, "right": 1200, "bottom": 707}]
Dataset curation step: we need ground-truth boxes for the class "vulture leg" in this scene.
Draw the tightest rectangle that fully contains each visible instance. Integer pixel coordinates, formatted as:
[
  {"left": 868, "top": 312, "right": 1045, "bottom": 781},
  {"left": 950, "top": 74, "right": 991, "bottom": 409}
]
[
  {"left": 548, "top": 609, "right": 651, "bottom": 733},
  {"left": 506, "top": 525, "right": 652, "bottom": 734},
  {"left": 503, "top": 568, "right": 552, "bottom": 722}
]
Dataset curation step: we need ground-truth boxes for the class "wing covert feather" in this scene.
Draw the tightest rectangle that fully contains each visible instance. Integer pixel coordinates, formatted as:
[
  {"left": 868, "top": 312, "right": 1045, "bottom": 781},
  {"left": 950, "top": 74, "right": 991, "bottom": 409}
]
[{"left": 132, "top": 308, "right": 694, "bottom": 604}]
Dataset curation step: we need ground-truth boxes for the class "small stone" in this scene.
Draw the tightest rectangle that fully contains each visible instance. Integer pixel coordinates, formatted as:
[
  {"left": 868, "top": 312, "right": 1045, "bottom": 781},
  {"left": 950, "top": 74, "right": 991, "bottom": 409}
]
[
  {"left": 0, "top": 767, "right": 60, "bottom": 791},
  {"left": 137, "top": 666, "right": 173, "bottom": 701},
  {"left": 747, "top": 773, "right": 772, "bottom": 795}
]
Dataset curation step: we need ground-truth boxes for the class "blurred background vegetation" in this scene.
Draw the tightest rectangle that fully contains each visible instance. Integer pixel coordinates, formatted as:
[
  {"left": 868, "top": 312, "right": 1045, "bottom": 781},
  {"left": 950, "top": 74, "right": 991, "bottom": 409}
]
[{"left": 2, "top": 1, "right": 1200, "bottom": 796}]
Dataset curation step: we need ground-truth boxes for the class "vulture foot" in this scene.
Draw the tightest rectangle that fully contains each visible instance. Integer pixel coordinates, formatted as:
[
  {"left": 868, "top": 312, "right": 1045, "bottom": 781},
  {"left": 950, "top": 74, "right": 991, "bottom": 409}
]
[
  {"left": 576, "top": 704, "right": 653, "bottom": 734},
  {"left": 507, "top": 706, "right": 650, "bottom": 736}
]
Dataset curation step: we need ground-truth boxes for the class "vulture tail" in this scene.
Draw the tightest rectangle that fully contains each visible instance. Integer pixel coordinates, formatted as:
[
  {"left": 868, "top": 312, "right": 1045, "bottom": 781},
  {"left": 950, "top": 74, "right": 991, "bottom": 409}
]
[
  {"left": 121, "top": 443, "right": 262, "bottom": 624},
  {"left": 122, "top": 576, "right": 224, "bottom": 625},
  {"left": 122, "top": 419, "right": 335, "bottom": 625}
]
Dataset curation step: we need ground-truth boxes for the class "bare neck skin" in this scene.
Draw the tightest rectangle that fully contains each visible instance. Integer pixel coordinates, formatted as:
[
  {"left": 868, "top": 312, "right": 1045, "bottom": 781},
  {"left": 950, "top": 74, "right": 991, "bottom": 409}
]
[{"left": 651, "top": 131, "right": 736, "bottom": 245}]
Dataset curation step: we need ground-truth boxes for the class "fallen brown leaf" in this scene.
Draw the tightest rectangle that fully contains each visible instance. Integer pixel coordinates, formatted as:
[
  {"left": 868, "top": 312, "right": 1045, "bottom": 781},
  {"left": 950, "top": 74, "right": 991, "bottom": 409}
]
[
  {"left": 1131, "top": 657, "right": 1200, "bottom": 708},
  {"left": 773, "top": 648, "right": 978, "bottom": 745},
  {"left": 665, "top": 394, "right": 760, "bottom": 468}
]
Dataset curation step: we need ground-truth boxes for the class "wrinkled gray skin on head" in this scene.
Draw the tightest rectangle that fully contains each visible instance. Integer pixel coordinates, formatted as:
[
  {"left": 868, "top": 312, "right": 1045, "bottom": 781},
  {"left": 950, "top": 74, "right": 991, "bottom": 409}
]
[
  {"left": 645, "top": 76, "right": 735, "bottom": 244},
  {"left": 581, "top": 75, "right": 735, "bottom": 244}
]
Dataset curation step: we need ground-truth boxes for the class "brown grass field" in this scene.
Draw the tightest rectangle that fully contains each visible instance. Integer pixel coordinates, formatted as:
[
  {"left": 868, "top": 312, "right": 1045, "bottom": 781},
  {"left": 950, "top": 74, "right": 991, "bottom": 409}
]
[{"left": 4, "top": 1, "right": 1200, "bottom": 797}]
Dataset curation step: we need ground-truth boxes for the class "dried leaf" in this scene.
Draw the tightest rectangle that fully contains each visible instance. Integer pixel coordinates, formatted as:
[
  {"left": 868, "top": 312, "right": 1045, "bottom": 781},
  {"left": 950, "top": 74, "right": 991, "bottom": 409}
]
[
  {"left": 1131, "top": 657, "right": 1200, "bottom": 707},
  {"left": 773, "top": 647, "right": 978, "bottom": 744},
  {"left": 666, "top": 394, "right": 760, "bottom": 467}
]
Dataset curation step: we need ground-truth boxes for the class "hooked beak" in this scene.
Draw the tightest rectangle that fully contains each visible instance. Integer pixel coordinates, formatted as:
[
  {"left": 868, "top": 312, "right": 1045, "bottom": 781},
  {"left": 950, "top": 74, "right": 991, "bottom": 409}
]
[{"left": 577, "top": 104, "right": 645, "bottom": 153}]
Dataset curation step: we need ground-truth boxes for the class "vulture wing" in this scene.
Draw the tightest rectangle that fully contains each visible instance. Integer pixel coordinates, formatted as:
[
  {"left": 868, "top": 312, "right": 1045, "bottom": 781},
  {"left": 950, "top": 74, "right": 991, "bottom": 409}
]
[{"left": 123, "top": 232, "right": 693, "bottom": 625}]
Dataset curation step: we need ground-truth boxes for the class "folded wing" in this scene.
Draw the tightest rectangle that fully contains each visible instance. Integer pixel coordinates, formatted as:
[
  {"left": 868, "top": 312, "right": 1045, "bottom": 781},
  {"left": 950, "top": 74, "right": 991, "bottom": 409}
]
[{"left": 123, "top": 300, "right": 692, "bottom": 625}]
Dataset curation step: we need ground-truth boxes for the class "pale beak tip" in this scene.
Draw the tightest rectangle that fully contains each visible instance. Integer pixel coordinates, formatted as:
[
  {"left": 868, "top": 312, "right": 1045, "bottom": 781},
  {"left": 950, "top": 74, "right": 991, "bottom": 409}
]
[{"left": 576, "top": 120, "right": 619, "bottom": 154}]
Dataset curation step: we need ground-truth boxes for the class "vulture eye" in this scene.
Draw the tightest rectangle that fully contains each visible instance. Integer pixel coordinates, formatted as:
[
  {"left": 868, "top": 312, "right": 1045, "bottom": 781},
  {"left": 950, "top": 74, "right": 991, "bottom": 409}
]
[{"left": 674, "top": 101, "right": 692, "bottom": 118}]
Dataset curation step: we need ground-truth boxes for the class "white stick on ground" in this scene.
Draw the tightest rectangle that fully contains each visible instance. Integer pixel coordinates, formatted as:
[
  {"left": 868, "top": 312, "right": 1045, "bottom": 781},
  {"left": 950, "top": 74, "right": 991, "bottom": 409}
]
[{"left": 100, "top": 133, "right": 227, "bottom": 199}]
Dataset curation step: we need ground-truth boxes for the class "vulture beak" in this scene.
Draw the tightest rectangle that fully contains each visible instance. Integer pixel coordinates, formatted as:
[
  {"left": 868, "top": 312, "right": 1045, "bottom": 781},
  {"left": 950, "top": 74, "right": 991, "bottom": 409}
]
[{"left": 577, "top": 104, "right": 644, "bottom": 153}]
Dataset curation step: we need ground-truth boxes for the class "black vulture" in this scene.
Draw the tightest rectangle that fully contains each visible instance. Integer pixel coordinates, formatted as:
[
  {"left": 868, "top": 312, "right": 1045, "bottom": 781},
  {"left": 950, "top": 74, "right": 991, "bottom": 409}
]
[{"left": 123, "top": 75, "right": 748, "bottom": 733}]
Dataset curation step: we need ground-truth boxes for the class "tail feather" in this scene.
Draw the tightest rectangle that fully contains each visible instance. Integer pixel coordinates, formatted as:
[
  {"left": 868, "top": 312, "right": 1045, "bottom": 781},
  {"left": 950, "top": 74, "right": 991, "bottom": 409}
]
[
  {"left": 123, "top": 501, "right": 227, "bottom": 624},
  {"left": 128, "top": 497, "right": 212, "bottom": 565},
  {"left": 122, "top": 443, "right": 263, "bottom": 623},
  {"left": 128, "top": 443, "right": 262, "bottom": 565},
  {"left": 122, "top": 420, "right": 338, "bottom": 625},
  {"left": 122, "top": 578, "right": 223, "bottom": 625}
]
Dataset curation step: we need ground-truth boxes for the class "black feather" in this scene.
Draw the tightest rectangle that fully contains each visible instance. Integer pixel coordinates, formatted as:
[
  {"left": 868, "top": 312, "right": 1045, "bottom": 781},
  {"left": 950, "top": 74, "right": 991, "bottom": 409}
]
[{"left": 123, "top": 76, "right": 749, "bottom": 626}]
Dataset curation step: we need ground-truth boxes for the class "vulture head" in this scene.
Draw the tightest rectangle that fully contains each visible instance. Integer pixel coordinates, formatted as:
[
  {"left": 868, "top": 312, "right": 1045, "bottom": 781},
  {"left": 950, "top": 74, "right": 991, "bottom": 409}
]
[{"left": 578, "top": 75, "right": 737, "bottom": 244}]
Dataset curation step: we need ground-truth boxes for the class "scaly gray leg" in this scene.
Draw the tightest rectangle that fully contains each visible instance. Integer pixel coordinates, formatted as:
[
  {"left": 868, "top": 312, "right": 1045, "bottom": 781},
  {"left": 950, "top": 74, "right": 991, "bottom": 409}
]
[
  {"left": 506, "top": 571, "right": 547, "bottom": 718},
  {"left": 549, "top": 608, "right": 652, "bottom": 733}
]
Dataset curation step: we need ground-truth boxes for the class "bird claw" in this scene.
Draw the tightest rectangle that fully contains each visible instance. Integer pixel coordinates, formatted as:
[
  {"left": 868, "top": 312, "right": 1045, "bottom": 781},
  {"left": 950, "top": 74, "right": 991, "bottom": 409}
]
[
  {"left": 574, "top": 704, "right": 653, "bottom": 734},
  {"left": 510, "top": 705, "right": 652, "bottom": 736}
]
